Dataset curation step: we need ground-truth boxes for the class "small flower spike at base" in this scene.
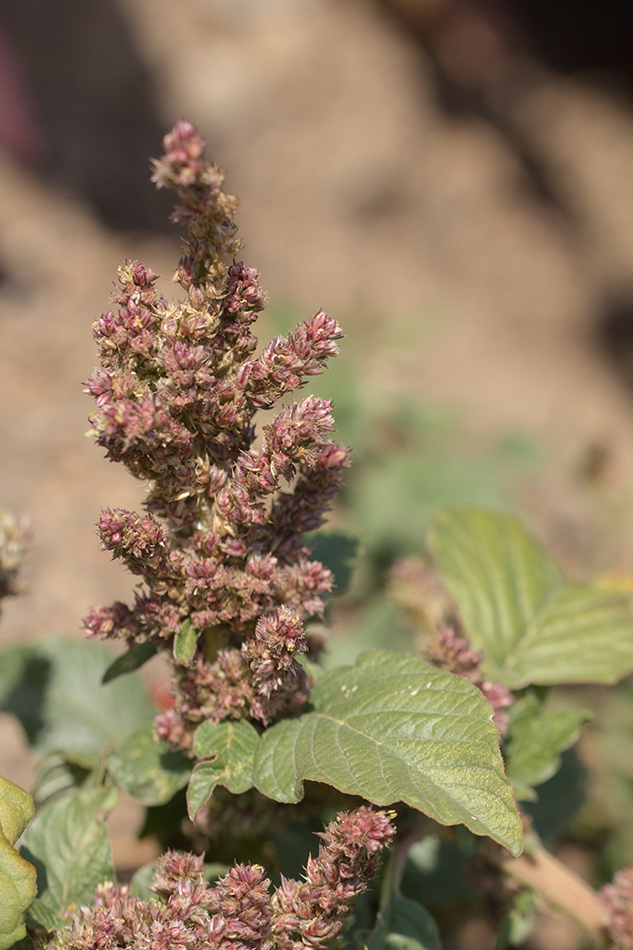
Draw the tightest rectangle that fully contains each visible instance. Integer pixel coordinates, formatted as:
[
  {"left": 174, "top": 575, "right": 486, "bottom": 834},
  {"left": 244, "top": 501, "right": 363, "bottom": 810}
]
[
  {"left": 84, "top": 121, "right": 349, "bottom": 746},
  {"left": 600, "top": 866, "right": 633, "bottom": 949},
  {"left": 48, "top": 807, "right": 396, "bottom": 950}
]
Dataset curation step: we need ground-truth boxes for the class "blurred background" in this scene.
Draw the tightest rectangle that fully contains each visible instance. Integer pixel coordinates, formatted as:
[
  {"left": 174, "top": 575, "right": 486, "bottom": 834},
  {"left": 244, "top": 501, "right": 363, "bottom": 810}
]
[{"left": 1, "top": 0, "right": 633, "bottom": 944}]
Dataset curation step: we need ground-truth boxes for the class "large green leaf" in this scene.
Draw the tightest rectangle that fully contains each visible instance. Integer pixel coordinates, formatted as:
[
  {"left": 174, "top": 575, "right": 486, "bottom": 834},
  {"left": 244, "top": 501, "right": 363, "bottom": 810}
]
[
  {"left": 428, "top": 507, "right": 564, "bottom": 669},
  {"left": 188, "top": 720, "right": 259, "bottom": 820},
  {"left": 108, "top": 725, "right": 191, "bottom": 806},
  {"left": 365, "top": 891, "right": 441, "bottom": 950},
  {"left": 504, "top": 694, "right": 591, "bottom": 801},
  {"left": 508, "top": 586, "right": 633, "bottom": 685},
  {"left": 428, "top": 508, "right": 633, "bottom": 687},
  {"left": 253, "top": 650, "right": 523, "bottom": 856},
  {"left": 0, "top": 638, "right": 154, "bottom": 766},
  {"left": 32, "top": 754, "right": 92, "bottom": 810},
  {"left": 20, "top": 786, "right": 117, "bottom": 917},
  {"left": 0, "top": 777, "right": 36, "bottom": 950}
]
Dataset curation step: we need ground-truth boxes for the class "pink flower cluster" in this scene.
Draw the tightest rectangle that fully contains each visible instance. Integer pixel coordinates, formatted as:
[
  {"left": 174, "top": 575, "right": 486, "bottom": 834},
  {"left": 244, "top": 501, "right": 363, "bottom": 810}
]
[
  {"left": 599, "top": 866, "right": 633, "bottom": 949},
  {"left": 83, "top": 121, "right": 349, "bottom": 745},
  {"left": 155, "top": 607, "right": 311, "bottom": 746},
  {"left": 51, "top": 807, "right": 395, "bottom": 950}
]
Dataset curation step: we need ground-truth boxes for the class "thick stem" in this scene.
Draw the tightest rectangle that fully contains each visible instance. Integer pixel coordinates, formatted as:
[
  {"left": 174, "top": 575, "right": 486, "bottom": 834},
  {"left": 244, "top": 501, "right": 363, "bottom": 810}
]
[{"left": 497, "top": 840, "right": 608, "bottom": 947}]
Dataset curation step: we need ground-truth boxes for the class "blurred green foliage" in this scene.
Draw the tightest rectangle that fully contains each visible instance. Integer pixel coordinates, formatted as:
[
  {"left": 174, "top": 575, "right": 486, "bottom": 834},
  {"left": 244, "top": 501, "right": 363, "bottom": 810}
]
[
  {"left": 267, "top": 308, "right": 542, "bottom": 671},
  {"left": 268, "top": 305, "right": 633, "bottom": 934}
]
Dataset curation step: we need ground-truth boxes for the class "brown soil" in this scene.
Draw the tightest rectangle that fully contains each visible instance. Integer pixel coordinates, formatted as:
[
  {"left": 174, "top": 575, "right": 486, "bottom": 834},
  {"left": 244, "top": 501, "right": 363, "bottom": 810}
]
[{"left": 2, "top": 0, "right": 633, "bottom": 936}]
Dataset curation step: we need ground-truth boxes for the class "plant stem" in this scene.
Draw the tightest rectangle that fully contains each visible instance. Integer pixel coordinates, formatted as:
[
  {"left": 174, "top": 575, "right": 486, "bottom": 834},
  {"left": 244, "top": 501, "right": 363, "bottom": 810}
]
[
  {"left": 496, "top": 839, "right": 608, "bottom": 947},
  {"left": 380, "top": 813, "right": 427, "bottom": 908}
]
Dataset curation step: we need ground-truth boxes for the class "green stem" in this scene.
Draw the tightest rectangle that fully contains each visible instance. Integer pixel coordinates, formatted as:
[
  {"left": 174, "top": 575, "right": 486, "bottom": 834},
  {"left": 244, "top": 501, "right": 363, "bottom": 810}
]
[{"left": 379, "top": 813, "right": 427, "bottom": 909}]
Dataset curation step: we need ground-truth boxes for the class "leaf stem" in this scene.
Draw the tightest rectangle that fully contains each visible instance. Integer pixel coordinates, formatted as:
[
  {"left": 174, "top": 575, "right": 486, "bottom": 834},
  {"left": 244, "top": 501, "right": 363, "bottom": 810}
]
[{"left": 380, "top": 813, "right": 427, "bottom": 908}]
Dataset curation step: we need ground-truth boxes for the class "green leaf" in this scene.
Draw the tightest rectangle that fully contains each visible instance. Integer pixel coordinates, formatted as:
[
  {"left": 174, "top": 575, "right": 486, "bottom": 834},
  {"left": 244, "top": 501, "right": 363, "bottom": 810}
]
[
  {"left": 20, "top": 785, "right": 117, "bottom": 917},
  {"left": 8, "top": 935, "right": 34, "bottom": 950},
  {"left": 0, "top": 779, "right": 33, "bottom": 853},
  {"left": 428, "top": 507, "right": 633, "bottom": 687},
  {"left": 187, "top": 720, "right": 259, "bottom": 820},
  {"left": 253, "top": 650, "right": 523, "bottom": 856},
  {"left": 365, "top": 891, "right": 441, "bottom": 950},
  {"left": 32, "top": 754, "right": 92, "bottom": 810},
  {"left": 0, "top": 638, "right": 154, "bottom": 766},
  {"left": 508, "top": 586, "right": 633, "bottom": 686},
  {"left": 25, "top": 900, "right": 62, "bottom": 933},
  {"left": 0, "top": 777, "right": 36, "bottom": 950},
  {"left": 498, "top": 889, "right": 538, "bottom": 948},
  {"left": 108, "top": 725, "right": 191, "bottom": 806},
  {"left": 173, "top": 620, "right": 197, "bottom": 665},
  {"left": 504, "top": 694, "right": 591, "bottom": 801},
  {"left": 305, "top": 530, "right": 360, "bottom": 596},
  {"left": 428, "top": 507, "right": 565, "bottom": 671},
  {"left": 102, "top": 642, "right": 157, "bottom": 684}
]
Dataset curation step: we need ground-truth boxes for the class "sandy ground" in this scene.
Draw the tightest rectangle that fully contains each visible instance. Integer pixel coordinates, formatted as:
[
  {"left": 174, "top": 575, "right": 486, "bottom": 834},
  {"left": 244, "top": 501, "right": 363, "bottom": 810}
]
[{"left": 2, "top": 0, "right": 633, "bottom": 929}]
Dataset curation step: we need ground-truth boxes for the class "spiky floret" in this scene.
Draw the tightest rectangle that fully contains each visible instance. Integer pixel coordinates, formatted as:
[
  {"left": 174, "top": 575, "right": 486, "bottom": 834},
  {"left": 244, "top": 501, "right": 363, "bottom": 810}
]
[
  {"left": 48, "top": 807, "right": 395, "bottom": 950},
  {"left": 84, "top": 121, "right": 349, "bottom": 745}
]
